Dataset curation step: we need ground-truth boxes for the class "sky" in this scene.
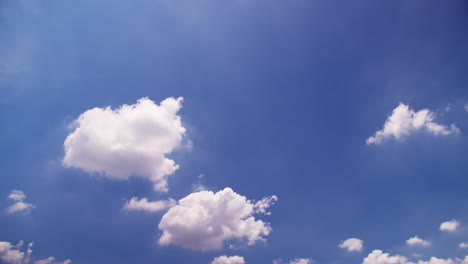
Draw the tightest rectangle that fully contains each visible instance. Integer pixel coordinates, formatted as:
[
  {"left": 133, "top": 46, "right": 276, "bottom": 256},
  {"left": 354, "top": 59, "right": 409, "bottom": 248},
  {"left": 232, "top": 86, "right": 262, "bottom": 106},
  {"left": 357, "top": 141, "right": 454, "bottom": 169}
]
[{"left": 1, "top": 0, "right": 468, "bottom": 263}]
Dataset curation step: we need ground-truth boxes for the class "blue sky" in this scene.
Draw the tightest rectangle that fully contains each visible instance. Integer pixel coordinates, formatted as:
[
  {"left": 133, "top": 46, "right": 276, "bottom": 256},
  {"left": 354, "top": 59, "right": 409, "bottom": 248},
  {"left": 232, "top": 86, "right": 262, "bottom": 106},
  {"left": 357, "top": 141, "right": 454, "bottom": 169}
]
[{"left": 1, "top": 0, "right": 468, "bottom": 264}]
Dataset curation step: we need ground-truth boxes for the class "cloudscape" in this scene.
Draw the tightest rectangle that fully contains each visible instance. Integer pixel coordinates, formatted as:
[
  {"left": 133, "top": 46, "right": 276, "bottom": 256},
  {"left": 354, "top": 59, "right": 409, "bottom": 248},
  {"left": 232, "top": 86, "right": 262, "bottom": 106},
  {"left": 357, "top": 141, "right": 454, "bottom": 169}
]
[{"left": 1, "top": 0, "right": 467, "bottom": 263}]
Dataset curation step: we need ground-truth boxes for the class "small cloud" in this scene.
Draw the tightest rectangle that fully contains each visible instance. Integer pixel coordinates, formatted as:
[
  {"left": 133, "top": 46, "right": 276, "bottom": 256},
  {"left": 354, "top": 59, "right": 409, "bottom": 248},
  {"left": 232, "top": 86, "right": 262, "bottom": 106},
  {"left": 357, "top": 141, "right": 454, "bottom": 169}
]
[
  {"left": 273, "top": 258, "right": 312, "bottom": 264},
  {"left": 4, "top": 190, "right": 34, "bottom": 214},
  {"left": 367, "top": 103, "right": 459, "bottom": 145},
  {"left": 459, "top": 242, "right": 468, "bottom": 249},
  {"left": 339, "top": 238, "right": 364, "bottom": 252},
  {"left": 464, "top": 103, "right": 468, "bottom": 112},
  {"left": 123, "top": 197, "right": 175, "bottom": 213},
  {"left": 406, "top": 236, "right": 431, "bottom": 246},
  {"left": 440, "top": 219, "right": 460, "bottom": 232},
  {"left": 211, "top": 255, "right": 245, "bottom": 264},
  {"left": 253, "top": 195, "right": 278, "bottom": 215}
]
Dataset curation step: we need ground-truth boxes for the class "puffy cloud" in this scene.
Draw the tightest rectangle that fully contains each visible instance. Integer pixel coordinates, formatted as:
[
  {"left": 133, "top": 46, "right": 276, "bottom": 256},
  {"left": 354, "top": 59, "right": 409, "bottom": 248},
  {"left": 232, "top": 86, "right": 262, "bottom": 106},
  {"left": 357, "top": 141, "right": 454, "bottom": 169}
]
[
  {"left": 253, "top": 195, "right": 278, "bottom": 215},
  {"left": 362, "top": 250, "right": 408, "bottom": 264},
  {"left": 273, "top": 258, "right": 312, "bottom": 264},
  {"left": 0, "top": 241, "right": 32, "bottom": 264},
  {"left": 63, "top": 97, "right": 186, "bottom": 192},
  {"left": 440, "top": 220, "right": 460, "bottom": 232},
  {"left": 459, "top": 243, "right": 468, "bottom": 249},
  {"left": 211, "top": 255, "right": 246, "bottom": 264},
  {"left": 8, "top": 190, "right": 26, "bottom": 201},
  {"left": 0, "top": 240, "right": 69, "bottom": 264},
  {"left": 123, "top": 197, "right": 175, "bottom": 212},
  {"left": 158, "top": 188, "right": 276, "bottom": 250},
  {"left": 35, "top": 257, "right": 71, "bottom": 264},
  {"left": 5, "top": 190, "right": 34, "bottom": 214},
  {"left": 366, "top": 103, "right": 459, "bottom": 145},
  {"left": 406, "top": 236, "right": 431, "bottom": 246},
  {"left": 339, "top": 238, "right": 364, "bottom": 252},
  {"left": 362, "top": 250, "right": 468, "bottom": 264}
]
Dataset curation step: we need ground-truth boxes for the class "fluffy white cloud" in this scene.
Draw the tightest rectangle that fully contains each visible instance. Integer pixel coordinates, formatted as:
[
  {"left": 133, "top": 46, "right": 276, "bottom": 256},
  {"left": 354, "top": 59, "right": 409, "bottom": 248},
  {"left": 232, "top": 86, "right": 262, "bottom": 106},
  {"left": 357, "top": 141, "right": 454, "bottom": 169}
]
[
  {"left": 158, "top": 188, "right": 276, "bottom": 250},
  {"left": 362, "top": 250, "right": 468, "bottom": 264},
  {"left": 339, "top": 238, "right": 364, "bottom": 252},
  {"left": 5, "top": 190, "right": 34, "bottom": 214},
  {"left": 273, "top": 258, "right": 312, "bottom": 264},
  {"left": 123, "top": 197, "right": 175, "bottom": 212},
  {"left": 460, "top": 242, "right": 468, "bottom": 249},
  {"left": 8, "top": 190, "right": 26, "bottom": 201},
  {"left": 440, "top": 220, "right": 460, "bottom": 232},
  {"left": 0, "top": 241, "right": 30, "bottom": 264},
  {"left": 289, "top": 259, "right": 313, "bottom": 264},
  {"left": 362, "top": 250, "right": 408, "bottom": 264},
  {"left": 253, "top": 195, "right": 278, "bottom": 215},
  {"left": 406, "top": 236, "right": 431, "bottom": 246},
  {"left": 35, "top": 257, "right": 71, "bottom": 264},
  {"left": 211, "top": 255, "right": 246, "bottom": 264},
  {"left": 366, "top": 103, "right": 459, "bottom": 144},
  {"left": 0, "top": 240, "right": 69, "bottom": 264},
  {"left": 63, "top": 97, "right": 186, "bottom": 192}
]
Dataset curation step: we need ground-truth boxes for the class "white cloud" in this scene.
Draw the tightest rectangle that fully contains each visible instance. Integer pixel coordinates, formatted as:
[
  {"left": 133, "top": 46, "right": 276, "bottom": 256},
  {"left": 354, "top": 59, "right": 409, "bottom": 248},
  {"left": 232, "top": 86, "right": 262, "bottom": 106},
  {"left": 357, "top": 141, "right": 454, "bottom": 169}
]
[
  {"left": 253, "top": 195, "right": 278, "bottom": 215},
  {"left": 211, "top": 255, "right": 245, "bottom": 264},
  {"left": 440, "top": 220, "right": 460, "bottom": 232},
  {"left": 339, "top": 238, "right": 364, "bottom": 252},
  {"left": 35, "top": 257, "right": 71, "bottom": 264},
  {"left": 5, "top": 190, "right": 34, "bottom": 214},
  {"left": 459, "top": 243, "right": 468, "bottom": 249},
  {"left": 158, "top": 188, "right": 276, "bottom": 250},
  {"left": 362, "top": 250, "right": 468, "bottom": 264},
  {"left": 8, "top": 190, "right": 26, "bottom": 201},
  {"left": 289, "top": 259, "right": 313, "bottom": 264},
  {"left": 366, "top": 103, "right": 459, "bottom": 144},
  {"left": 406, "top": 236, "right": 431, "bottom": 246},
  {"left": 123, "top": 197, "right": 175, "bottom": 212},
  {"left": 0, "top": 241, "right": 30, "bottom": 264},
  {"left": 0, "top": 240, "right": 69, "bottom": 264},
  {"left": 273, "top": 258, "right": 312, "bottom": 264},
  {"left": 63, "top": 97, "right": 186, "bottom": 192},
  {"left": 362, "top": 250, "right": 408, "bottom": 264}
]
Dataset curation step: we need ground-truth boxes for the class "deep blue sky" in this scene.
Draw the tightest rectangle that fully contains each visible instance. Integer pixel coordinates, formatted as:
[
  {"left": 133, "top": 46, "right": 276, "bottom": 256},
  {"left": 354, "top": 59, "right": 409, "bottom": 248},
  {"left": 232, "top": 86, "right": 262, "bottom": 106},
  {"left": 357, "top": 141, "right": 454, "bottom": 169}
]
[{"left": 1, "top": 0, "right": 468, "bottom": 263}]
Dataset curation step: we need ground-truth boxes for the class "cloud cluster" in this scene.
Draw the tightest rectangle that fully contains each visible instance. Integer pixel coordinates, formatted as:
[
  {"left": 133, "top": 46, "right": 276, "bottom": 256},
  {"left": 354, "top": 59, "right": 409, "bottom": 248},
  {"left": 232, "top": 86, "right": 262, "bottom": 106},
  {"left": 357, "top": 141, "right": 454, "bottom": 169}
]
[
  {"left": 362, "top": 250, "right": 468, "bottom": 264},
  {"left": 440, "top": 220, "right": 460, "bottom": 232},
  {"left": 406, "top": 236, "right": 431, "bottom": 247},
  {"left": 5, "top": 190, "right": 34, "bottom": 214},
  {"left": 0, "top": 240, "right": 69, "bottom": 264},
  {"left": 211, "top": 255, "right": 246, "bottom": 264},
  {"left": 367, "top": 103, "right": 459, "bottom": 144},
  {"left": 123, "top": 197, "right": 175, "bottom": 213},
  {"left": 339, "top": 238, "right": 364, "bottom": 252},
  {"left": 158, "top": 188, "right": 276, "bottom": 250},
  {"left": 63, "top": 97, "right": 186, "bottom": 192}
]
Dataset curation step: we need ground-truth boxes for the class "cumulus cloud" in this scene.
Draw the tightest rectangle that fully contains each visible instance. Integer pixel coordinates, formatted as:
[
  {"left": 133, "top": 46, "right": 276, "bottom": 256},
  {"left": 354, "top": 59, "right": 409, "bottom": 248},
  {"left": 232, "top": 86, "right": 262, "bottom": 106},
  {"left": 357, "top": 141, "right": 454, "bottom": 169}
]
[
  {"left": 459, "top": 243, "right": 468, "bottom": 249},
  {"left": 123, "top": 197, "right": 175, "bottom": 212},
  {"left": 362, "top": 250, "right": 408, "bottom": 264},
  {"left": 273, "top": 258, "right": 313, "bottom": 264},
  {"left": 158, "top": 188, "right": 276, "bottom": 250},
  {"left": 253, "top": 195, "right": 278, "bottom": 215},
  {"left": 0, "top": 240, "right": 69, "bottom": 264},
  {"left": 35, "top": 257, "right": 71, "bottom": 264},
  {"left": 5, "top": 190, "right": 34, "bottom": 214},
  {"left": 406, "top": 236, "right": 431, "bottom": 246},
  {"left": 362, "top": 250, "right": 468, "bottom": 264},
  {"left": 339, "top": 238, "right": 364, "bottom": 252},
  {"left": 440, "top": 220, "right": 460, "bottom": 232},
  {"left": 63, "top": 97, "right": 186, "bottom": 192},
  {"left": 366, "top": 103, "right": 459, "bottom": 144},
  {"left": 0, "top": 241, "right": 31, "bottom": 264},
  {"left": 211, "top": 255, "right": 246, "bottom": 264}
]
